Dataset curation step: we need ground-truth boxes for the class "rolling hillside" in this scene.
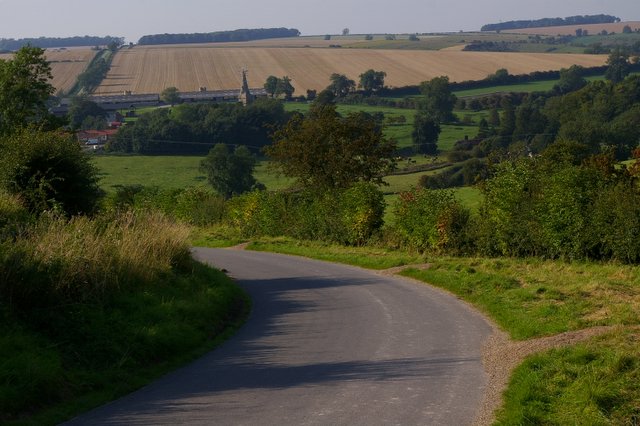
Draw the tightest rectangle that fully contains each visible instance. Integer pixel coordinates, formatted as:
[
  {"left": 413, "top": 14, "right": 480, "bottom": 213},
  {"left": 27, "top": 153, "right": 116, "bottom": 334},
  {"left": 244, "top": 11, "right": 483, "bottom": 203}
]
[{"left": 95, "top": 45, "right": 607, "bottom": 95}]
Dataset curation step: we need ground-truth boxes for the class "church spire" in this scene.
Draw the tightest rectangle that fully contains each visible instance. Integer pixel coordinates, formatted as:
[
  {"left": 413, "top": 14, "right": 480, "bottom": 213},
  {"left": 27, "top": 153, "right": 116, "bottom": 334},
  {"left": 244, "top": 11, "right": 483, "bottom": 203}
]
[{"left": 239, "top": 68, "right": 254, "bottom": 106}]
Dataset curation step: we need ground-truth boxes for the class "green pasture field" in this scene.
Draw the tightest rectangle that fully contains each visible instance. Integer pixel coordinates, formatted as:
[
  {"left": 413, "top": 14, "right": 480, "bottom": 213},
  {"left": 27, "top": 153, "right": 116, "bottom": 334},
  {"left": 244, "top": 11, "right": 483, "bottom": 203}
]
[
  {"left": 454, "top": 80, "right": 561, "bottom": 97},
  {"left": 93, "top": 155, "right": 207, "bottom": 193}
]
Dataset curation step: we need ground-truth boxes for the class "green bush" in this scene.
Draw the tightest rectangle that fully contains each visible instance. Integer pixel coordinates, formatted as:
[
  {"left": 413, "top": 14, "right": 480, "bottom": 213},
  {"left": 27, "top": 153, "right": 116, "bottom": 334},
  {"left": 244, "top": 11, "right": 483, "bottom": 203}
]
[
  {"left": 476, "top": 159, "right": 542, "bottom": 257},
  {"left": 341, "top": 183, "right": 385, "bottom": 245},
  {"left": 392, "top": 187, "right": 471, "bottom": 253},
  {"left": 104, "top": 185, "right": 226, "bottom": 226},
  {"left": 226, "top": 185, "right": 385, "bottom": 245},
  {"left": 591, "top": 182, "right": 640, "bottom": 263},
  {"left": 0, "top": 128, "right": 102, "bottom": 216}
]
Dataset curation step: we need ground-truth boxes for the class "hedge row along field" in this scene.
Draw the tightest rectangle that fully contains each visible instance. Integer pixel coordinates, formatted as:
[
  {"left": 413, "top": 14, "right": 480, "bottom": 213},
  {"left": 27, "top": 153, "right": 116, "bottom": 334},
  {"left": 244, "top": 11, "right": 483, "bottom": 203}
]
[{"left": 93, "top": 46, "right": 607, "bottom": 95}]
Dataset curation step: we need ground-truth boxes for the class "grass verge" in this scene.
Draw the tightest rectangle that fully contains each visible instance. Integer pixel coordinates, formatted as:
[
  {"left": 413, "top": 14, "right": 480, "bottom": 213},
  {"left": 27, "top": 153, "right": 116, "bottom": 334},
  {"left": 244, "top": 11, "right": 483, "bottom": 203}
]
[
  {"left": 495, "top": 329, "right": 640, "bottom": 425},
  {"left": 0, "top": 212, "right": 249, "bottom": 425}
]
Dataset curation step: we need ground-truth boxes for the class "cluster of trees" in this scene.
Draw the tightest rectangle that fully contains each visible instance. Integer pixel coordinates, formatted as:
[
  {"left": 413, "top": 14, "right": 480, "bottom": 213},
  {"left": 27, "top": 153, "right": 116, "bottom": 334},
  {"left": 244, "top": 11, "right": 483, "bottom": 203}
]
[
  {"left": 67, "top": 96, "right": 108, "bottom": 130},
  {"left": 440, "top": 68, "right": 639, "bottom": 188},
  {"left": 108, "top": 99, "right": 289, "bottom": 154},
  {"left": 137, "top": 28, "right": 300, "bottom": 45},
  {"left": 263, "top": 75, "right": 295, "bottom": 99},
  {"left": 0, "top": 36, "right": 123, "bottom": 52},
  {"left": 412, "top": 76, "right": 457, "bottom": 154},
  {"left": 309, "top": 69, "right": 387, "bottom": 102},
  {"left": 481, "top": 14, "right": 620, "bottom": 32}
]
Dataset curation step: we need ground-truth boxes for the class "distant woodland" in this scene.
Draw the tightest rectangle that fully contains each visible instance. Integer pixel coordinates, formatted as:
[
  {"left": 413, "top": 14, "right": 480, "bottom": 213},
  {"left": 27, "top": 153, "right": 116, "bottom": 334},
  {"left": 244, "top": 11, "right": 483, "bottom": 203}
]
[
  {"left": 481, "top": 14, "right": 620, "bottom": 32},
  {"left": 0, "top": 36, "right": 124, "bottom": 52},
  {"left": 137, "top": 28, "right": 301, "bottom": 45}
]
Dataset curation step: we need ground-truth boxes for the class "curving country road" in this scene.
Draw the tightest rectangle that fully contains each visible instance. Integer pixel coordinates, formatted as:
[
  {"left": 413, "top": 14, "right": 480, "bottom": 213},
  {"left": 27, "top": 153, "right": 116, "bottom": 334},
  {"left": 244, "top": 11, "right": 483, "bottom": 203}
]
[{"left": 63, "top": 248, "right": 493, "bottom": 425}]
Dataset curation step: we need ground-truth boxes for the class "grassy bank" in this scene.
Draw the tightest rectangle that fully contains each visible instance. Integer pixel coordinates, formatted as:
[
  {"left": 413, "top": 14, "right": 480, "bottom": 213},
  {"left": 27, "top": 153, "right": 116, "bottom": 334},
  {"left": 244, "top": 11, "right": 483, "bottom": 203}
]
[
  {"left": 0, "top": 210, "right": 248, "bottom": 425},
  {"left": 226, "top": 238, "right": 639, "bottom": 423}
]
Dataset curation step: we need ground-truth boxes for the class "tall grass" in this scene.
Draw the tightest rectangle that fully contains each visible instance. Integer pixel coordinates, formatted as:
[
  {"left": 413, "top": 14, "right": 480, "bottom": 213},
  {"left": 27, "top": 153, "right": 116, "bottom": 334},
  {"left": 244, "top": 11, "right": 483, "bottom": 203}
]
[
  {"left": 2, "top": 211, "right": 191, "bottom": 309},
  {"left": 0, "top": 209, "right": 247, "bottom": 424}
]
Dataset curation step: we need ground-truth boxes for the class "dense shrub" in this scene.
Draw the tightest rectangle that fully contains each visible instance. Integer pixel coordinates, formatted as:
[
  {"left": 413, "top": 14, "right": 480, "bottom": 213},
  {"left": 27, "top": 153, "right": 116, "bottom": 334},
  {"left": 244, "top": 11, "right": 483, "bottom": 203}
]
[
  {"left": 475, "top": 156, "right": 640, "bottom": 262},
  {"left": 0, "top": 128, "right": 102, "bottom": 215},
  {"left": 392, "top": 188, "right": 471, "bottom": 253},
  {"left": 591, "top": 181, "right": 640, "bottom": 263},
  {"left": 104, "top": 185, "right": 226, "bottom": 226},
  {"left": 226, "top": 184, "right": 385, "bottom": 245}
]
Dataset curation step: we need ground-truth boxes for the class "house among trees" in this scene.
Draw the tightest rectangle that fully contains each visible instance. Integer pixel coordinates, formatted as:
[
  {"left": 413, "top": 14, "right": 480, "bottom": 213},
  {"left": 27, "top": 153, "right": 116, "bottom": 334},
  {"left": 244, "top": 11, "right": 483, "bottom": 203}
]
[{"left": 76, "top": 129, "right": 118, "bottom": 151}]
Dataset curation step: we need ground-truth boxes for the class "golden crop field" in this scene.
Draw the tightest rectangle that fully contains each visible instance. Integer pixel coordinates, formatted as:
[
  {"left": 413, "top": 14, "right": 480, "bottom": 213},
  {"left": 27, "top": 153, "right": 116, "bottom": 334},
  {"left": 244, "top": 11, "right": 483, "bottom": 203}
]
[
  {"left": 503, "top": 21, "right": 640, "bottom": 36},
  {"left": 95, "top": 45, "right": 607, "bottom": 95},
  {"left": 0, "top": 48, "right": 96, "bottom": 94}
]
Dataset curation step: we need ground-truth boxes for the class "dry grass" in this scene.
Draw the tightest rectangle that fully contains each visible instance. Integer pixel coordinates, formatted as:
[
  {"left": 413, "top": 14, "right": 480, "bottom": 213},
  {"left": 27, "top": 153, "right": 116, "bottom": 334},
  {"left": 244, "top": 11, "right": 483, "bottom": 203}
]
[
  {"left": 95, "top": 45, "right": 607, "bottom": 95},
  {"left": 26, "top": 211, "right": 191, "bottom": 296},
  {"left": 0, "top": 48, "right": 95, "bottom": 94},
  {"left": 503, "top": 21, "right": 640, "bottom": 36}
]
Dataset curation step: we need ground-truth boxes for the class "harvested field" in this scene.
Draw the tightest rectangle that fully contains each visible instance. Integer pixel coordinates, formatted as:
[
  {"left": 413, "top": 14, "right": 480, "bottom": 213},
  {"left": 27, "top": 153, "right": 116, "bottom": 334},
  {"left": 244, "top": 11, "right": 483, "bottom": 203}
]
[
  {"left": 0, "top": 48, "right": 96, "bottom": 94},
  {"left": 503, "top": 21, "right": 640, "bottom": 36},
  {"left": 95, "top": 45, "right": 607, "bottom": 95}
]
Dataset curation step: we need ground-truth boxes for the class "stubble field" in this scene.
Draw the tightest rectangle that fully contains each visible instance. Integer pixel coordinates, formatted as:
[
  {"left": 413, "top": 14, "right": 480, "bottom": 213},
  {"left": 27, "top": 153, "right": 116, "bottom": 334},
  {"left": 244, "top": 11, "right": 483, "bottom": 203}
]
[
  {"left": 94, "top": 45, "right": 607, "bottom": 95},
  {"left": 1, "top": 48, "right": 96, "bottom": 94}
]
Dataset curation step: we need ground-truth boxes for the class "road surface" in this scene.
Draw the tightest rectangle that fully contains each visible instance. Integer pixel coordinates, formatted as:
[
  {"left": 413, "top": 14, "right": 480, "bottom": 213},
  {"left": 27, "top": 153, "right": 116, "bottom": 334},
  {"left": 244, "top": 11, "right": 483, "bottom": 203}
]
[{"left": 63, "top": 248, "right": 493, "bottom": 425}]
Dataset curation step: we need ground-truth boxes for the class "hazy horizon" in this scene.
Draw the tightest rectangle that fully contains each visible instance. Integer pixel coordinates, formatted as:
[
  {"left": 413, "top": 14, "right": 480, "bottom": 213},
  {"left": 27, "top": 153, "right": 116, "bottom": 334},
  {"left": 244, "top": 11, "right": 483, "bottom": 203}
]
[{"left": 1, "top": 0, "right": 638, "bottom": 43}]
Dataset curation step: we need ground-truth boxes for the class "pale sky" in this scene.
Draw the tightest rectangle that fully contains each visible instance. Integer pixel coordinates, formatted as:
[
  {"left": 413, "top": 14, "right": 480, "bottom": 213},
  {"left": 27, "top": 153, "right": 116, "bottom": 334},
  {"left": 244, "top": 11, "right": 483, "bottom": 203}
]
[{"left": 0, "top": 0, "right": 638, "bottom": 43}]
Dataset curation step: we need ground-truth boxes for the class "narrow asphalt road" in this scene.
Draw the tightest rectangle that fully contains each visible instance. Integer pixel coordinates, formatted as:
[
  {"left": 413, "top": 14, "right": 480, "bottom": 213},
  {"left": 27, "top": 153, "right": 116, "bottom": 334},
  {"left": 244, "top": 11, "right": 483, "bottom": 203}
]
[{"left": 63, "top": 248, "right": 493, "bottom": 425}]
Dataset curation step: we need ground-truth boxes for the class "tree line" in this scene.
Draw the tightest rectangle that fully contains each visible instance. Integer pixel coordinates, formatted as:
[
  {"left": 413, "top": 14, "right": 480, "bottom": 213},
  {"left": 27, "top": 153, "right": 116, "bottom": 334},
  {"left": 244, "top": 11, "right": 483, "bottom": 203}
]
[
  {"left": 0, "top": 36, "right": 124, "bottom": 52},
  {"left": 137, "top": 28, "right": 300, "bottom": 45},
  {"left": 107, "top": 99, "right": 289, "bottom": 154},
  {"left": 481, "top": 14, "right": 620, "bottom": 32}
]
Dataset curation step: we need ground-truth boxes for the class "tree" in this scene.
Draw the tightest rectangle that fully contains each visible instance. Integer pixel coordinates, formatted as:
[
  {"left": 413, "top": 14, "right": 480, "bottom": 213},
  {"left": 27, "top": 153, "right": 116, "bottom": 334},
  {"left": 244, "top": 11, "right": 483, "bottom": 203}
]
[
  {"left": 161, "top": 87, "right": 181, "bottom": 106},
  {"left": 364, "top": 34, "right": 373, "bottom": 40},
  {"left": 327, "top": 73, "right": 356, "bottom": 98},
  {"left": 0, "top": 45, "right": 54, "bottom": 135},
  {"left": 107, "top": 40, "right": 122, "bottom": 51},
  {"left": 500, "top": 98, "right": 516, "bottom": 140},
  {"left": 605, "top": 47, "right": 631, "bottom": 83},
  {"left": 276, "top": 76, "right": 295, "bottom": 100},
  {"left": 324, "top": 34, "right": 331, "bottom": 40},
  {"left": 358, "top": 69, "right": 386, "bottom": 94},
  {"left": 265, "top": 104, "right": 397, "bottom": 190},
  {"left": 488, "top": 107, "right": 501, "bottom": 127},
  {"left": 477, "top": 118, "right": 491, "bottom": 139},
  {"left": 412, "top": 111, "right": 441, "bottom": 155},
  {"left": 200, "top": 144, "right": 260, "bottom": 199},
  {"left": 419, "top": 76, "right": 457, "bottom": 123},
  {"left": 385, "top": 34, "right": 396, "bottom": 40},
  {"left": 0, "top": 128, "right": 102, "bottom": 215},
  {"left": 554, "top": 65, "right": 587, "bottom": 94},
  {"left": 408, "top": 34, "right": 420, "bottom": 41},
  {"left": 264, "top": 75, "right": 279, "bottom": 97},
  {"left": 623, "top": 25, "right": 632, "bottom": 34},
  {"left": 486, "top": 68, "right": 510, "bottom": 84},
  {"left": 67, "top": 96, "right": 107, "bottom": 129},
  {"left": 313, "top": 89, "right": 336, "bottom": 106},
  {"left": 342, "top": 28, "right": 350, "bottom": 36}
]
